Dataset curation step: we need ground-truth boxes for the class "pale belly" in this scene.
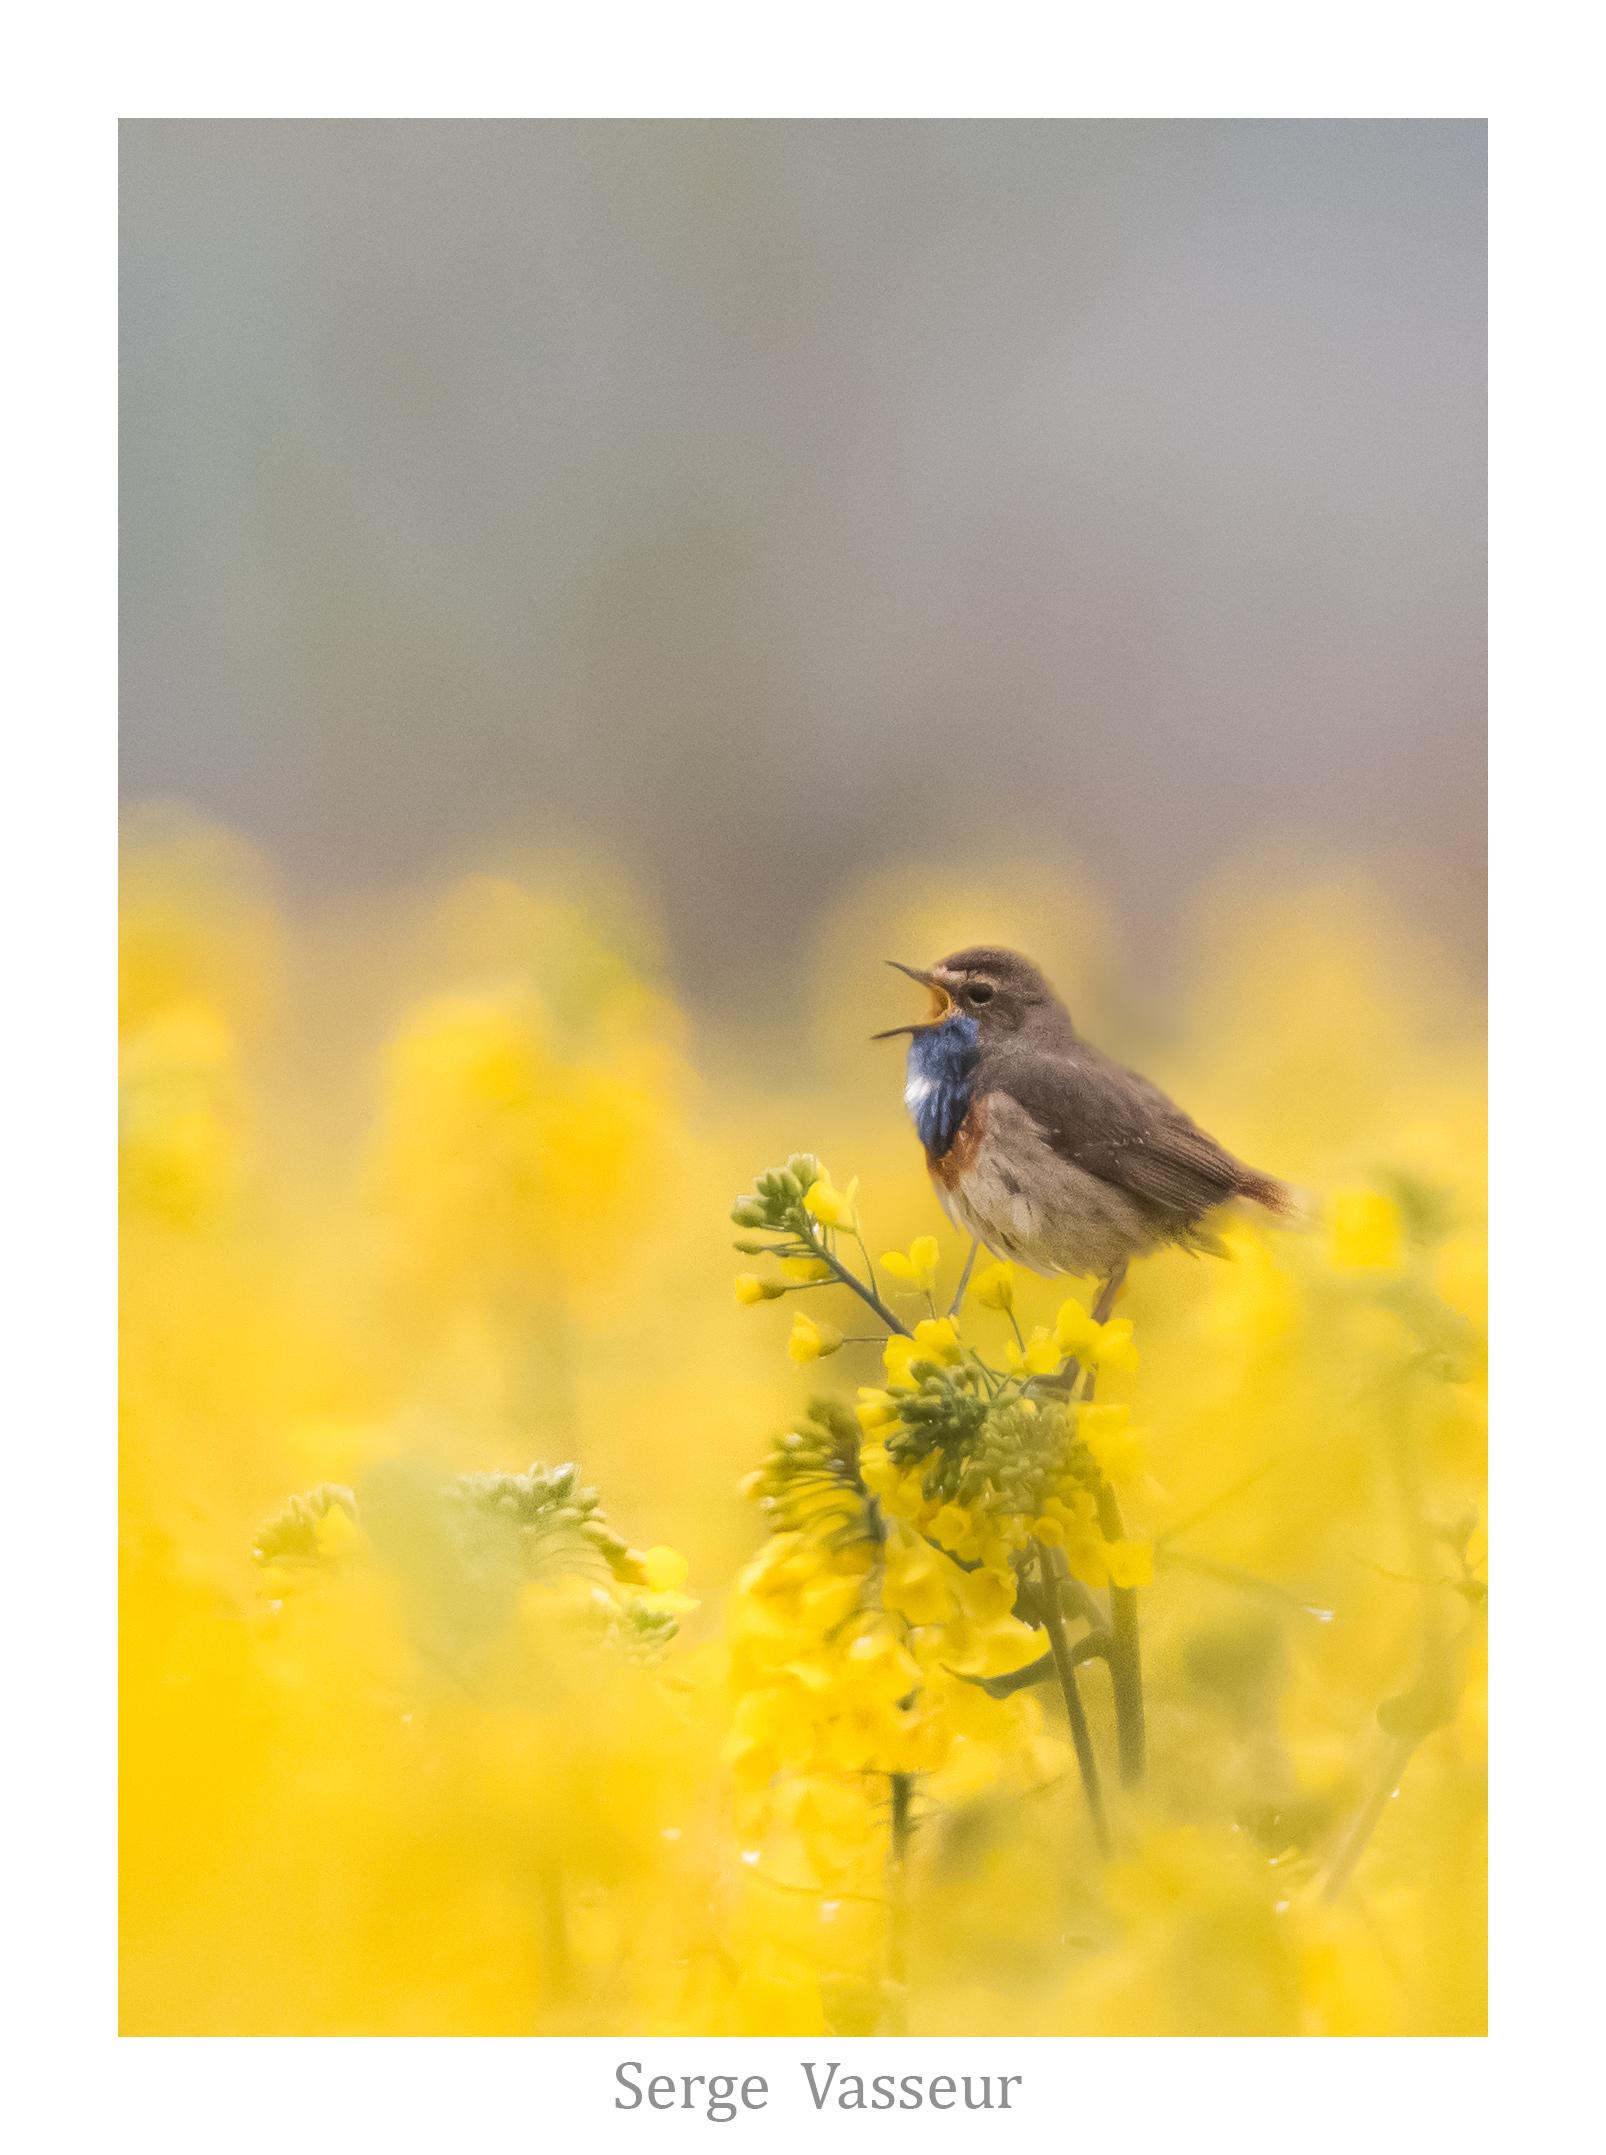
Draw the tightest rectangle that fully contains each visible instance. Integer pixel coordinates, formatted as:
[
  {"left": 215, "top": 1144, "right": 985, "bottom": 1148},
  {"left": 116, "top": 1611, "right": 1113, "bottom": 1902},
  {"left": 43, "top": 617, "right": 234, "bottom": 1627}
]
[{"left": 932, "top": 1097, "right": 1162, "bottom": 1281}]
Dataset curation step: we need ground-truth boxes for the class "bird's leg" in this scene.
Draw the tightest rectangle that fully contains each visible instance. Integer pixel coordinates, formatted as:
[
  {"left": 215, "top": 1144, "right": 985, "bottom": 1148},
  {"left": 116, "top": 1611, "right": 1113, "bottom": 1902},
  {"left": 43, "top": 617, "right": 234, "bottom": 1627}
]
[
  {"left": 1088, "top": 1260, "right": 1128, "bottom": 1332},
  {"left": 946, "top": 1236, "right": 982, "bottom": 1318}
]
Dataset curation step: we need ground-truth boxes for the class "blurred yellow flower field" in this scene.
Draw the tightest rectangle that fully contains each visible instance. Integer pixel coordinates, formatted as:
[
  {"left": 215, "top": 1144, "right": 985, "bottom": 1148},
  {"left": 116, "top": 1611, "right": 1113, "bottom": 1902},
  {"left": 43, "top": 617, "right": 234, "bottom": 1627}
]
[{"left": 120, "top": 810, "right": 1486, "bottom": 2036}]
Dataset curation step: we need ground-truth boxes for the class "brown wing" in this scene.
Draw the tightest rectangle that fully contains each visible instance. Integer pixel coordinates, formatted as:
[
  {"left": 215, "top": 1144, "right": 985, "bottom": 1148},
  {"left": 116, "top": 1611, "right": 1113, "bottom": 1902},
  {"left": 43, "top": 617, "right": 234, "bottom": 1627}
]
[{"left": 989, "top": 1043, "right": 1255, "bottom": 1234}]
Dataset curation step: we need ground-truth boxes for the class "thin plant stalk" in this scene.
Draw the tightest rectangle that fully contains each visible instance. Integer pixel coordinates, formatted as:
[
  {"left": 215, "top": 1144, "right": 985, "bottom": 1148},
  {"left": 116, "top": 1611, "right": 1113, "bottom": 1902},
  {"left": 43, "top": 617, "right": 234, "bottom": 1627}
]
[
  {"left": 1033, "top": 1539, "right": 1110, "bottom": 1855},
  {"left": 885, "top": 1770, "right": 915, "bottom": 2030},
  {"left": 1080, "top": 1263, "right": 1146, "bottom": 1786},
  {"left": 946, "top": 1237, "right": 981, "bottom": 1318},
  {"left": 1094, "top": 1479, "right": 1147, "bottom": 1787},
  {"left": 1321, "top": 1731, "right": 1418, "bottom": 1900},
  {"left": 796, "top": 1219, "right": 912, "bottom": 1337}
]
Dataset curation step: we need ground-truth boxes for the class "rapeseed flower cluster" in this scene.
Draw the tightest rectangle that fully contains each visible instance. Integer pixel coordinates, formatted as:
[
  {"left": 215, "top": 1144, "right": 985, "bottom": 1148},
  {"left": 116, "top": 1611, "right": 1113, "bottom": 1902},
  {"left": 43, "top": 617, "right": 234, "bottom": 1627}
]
[
  {"left": 720, "top": 1400, "right": 1054, "bottom": 2031},
  {"left": 121, "top": 813, "right": 1486, "bottom": 2036}
]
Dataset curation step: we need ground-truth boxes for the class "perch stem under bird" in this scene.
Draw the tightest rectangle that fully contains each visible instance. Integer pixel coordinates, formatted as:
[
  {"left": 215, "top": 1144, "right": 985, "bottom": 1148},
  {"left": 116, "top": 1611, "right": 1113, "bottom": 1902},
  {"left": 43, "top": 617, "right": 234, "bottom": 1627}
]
[
  {"left": 1077, "top": 1295, "right": 1146, "bottom": 1786},
  {"left": 945, "top": 1236, "right": 982, "bottom": 1319}
]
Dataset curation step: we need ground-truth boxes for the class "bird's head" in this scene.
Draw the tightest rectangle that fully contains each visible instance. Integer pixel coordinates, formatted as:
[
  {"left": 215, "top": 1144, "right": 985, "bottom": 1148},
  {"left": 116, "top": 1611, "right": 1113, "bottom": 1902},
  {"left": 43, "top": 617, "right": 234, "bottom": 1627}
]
[{"left": 873, "top": 946, "right": 1065, "bottom": 1042}]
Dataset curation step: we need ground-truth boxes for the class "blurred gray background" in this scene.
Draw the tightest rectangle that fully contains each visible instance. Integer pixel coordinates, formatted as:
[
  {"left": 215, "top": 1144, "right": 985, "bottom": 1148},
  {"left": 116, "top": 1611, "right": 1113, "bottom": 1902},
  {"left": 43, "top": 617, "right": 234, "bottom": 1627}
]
[{"left": 120, "top": 120, "right": 1486, "bottom": 998}]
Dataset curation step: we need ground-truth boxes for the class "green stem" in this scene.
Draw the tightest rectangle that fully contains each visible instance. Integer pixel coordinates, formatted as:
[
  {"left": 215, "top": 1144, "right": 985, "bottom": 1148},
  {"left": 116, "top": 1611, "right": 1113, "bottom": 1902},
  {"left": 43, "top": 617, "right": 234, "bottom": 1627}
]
[
  {"left": 798, "top": 1220, "right": 912, "bottom": 1338},
  {"left": 1096, "top": 1480, "right": 1147, "bottom": 1788},
  {"left": 1033, "top": 1540, "right": 1110, "bottom": 1854},
  {"left": 946, "top": 1237, "right": 981, "bottom": 1318},
  {"left": 852, "top": 1227, "right": 885, "bottom": 1305},
  {"left": 1158, "top": 1546, "right": 1332, "bottom": 1616},
  {"left": 965, "top": 1631, "right": 1110, "bottom": 1698},
  {"left": 1056, "top": 1566, "right": 1110, "bottom": 1636},
  {"left": 887, "top": 1769, "right": 915, "bottom": 2023},
  {"left": 1321, "top": 1732, "right": 1418, "bottom": 1901},
  {"left": 1072, "top": 1272, "right": 1145, "bottom": 1790}
]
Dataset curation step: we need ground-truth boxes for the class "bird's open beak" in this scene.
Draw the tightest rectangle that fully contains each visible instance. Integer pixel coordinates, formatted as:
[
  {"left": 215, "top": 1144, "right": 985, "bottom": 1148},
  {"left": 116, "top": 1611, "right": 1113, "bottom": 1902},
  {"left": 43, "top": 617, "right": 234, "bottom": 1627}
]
[{"left": 872, "top": 960, "right": 956, "bottom": 1039}]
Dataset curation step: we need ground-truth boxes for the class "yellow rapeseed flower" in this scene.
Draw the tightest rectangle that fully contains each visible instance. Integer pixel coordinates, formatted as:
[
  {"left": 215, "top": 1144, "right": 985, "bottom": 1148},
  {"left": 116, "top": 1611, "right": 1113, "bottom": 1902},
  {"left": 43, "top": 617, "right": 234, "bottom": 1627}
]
[
  {"left": 971, "top": 1260, "right": 1016, "bottom": 1311},
  {"left": 1331, "top": 1187, "right": 1406, "bottom": 1271},
  {"left": 1088, "top": 1317, "right": 1139, "bottom": 1372},
  {"left": 1054, "top": 1295, "right": 1098, "bottom": 1358},
  {"left": 880, "top": 1235, "right": 940, "bottom": 1294},
  {"left": 787, "top": 1312, "right": 843, "bottom": 1363},
  {"left": 1079, "top": 1402, "right": 1145, "bottom": 1484},
  {"left": 734, "top": 1272, "right": 785, "bottom": 1304},
  {"left": 1054, "top": 1297, "right": 1139, "bottom": 1371},
  {"left": 954, "top": 1565, "right": 1015, "bottom": 1622},
  {"left": 882, "top": 1317, "right": 962, "bottom": 1391},
  {"left": 804, "top": 1176, "right": 859, "bottom": 1231},
  {"left": 1005, "top": 1327, "right": 1063, "bottom": 1377},
  {"left": 1104, "top": 1538, "right": 1154, "bottom": 1589},
  {"left": 927, "top": 1503, "right": 974, "bottom": 1554},
  {"left": 910, "top": 1316, "right": 962, "bottom": 1363},
  {"left": 880, "top": 1541, "right": 952, "bottom": 1627}
]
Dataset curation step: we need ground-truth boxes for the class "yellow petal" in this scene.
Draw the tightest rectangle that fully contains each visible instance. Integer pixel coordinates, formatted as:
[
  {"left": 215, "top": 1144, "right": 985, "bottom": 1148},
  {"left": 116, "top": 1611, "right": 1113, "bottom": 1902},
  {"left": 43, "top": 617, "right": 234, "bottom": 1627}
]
[{"left": 972, "top": 1261, "right": 1016, "bottom": 1311}]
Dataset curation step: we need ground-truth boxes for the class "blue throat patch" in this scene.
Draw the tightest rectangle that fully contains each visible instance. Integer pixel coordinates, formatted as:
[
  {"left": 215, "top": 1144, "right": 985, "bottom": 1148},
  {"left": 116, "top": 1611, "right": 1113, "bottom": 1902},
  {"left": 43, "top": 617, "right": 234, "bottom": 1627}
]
[{"left": 905, "top": 1015, "right": 981, "bottom": 1159}]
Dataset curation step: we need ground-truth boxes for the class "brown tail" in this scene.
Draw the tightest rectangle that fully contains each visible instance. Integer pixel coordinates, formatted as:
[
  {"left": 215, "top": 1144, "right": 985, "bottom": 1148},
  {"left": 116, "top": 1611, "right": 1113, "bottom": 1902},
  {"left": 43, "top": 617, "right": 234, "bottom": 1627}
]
[{"left": 1237, "top": 1166, "right": 1300, "bottom": 1217}]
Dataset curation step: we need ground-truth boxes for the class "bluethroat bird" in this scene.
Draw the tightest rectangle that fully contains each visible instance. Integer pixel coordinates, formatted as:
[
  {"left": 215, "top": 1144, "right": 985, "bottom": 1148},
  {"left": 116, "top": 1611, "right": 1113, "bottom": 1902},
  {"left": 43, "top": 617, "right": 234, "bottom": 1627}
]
[{"left": 877, "top": 947, "right": 1293, "bottom": 1307}]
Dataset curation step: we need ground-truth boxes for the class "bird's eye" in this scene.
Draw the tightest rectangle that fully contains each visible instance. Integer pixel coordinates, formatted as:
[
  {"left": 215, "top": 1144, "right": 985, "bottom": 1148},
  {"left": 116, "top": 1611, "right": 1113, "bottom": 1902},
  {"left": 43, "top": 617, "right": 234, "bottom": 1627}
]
[{"left": 968, "top": 982, "right": 994, "bottom": 1005}]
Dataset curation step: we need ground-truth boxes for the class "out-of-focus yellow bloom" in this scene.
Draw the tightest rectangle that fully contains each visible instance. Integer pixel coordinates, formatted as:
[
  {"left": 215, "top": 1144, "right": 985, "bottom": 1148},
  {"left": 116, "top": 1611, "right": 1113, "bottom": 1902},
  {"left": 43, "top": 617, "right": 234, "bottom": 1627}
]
[
  {"left": 1433, "top": 1228, "right": 1487, "bottom": 1329},
  {"left": 881, "top": 1542, "right": 952, "bottom": 1626},
  {"left": 119, "top": 1003, "right": 242, "bottom": 1224},
  {"left": 804, "top": 1176, "right": 859, "bottom": 1231},
  {"left": 1330, "top": 1187, "right": 1406, "bottom": 1271},
  {"left": 787, "top": 1312, "right": 843, "bottom": 1363},
  {"left": 643, "top": 1545, "right": 690, "bottom": 1593},
  {"left": 313, "top": 1503, "right": 362, "bottom": 1558},
  {"left": 1079, "top": 1403, "right": 1145, "bottom": 1486},
  {"left": 734, "top": 1272, "right": 785, "bottom": 1304},
  {"left": 1103, "top": 1538, "right": 1154, "bottom": 1589},
  {"left": 1089, "top": 1317, "right": 1139, "bottom": 1371},
  {"left": 927, "top": 1503, "right": 973, "bottom": 1553},
  {"left": 780, "top": 1256, "right": 834, "bottom": 1283},
  {"left": 971, "top": 1260, "right": 1016, "bottom": 1311},
  {"left": 881, "top": 1236, "right": 939, "bottom": 1293},
  {"left": 954, "top": 1565, "right": 1015, "bottom": 1622}
]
